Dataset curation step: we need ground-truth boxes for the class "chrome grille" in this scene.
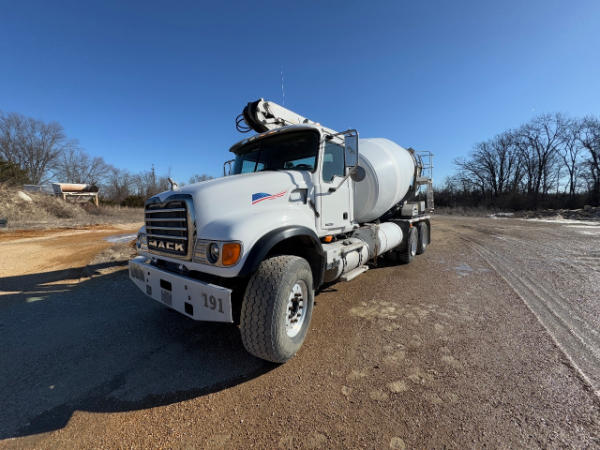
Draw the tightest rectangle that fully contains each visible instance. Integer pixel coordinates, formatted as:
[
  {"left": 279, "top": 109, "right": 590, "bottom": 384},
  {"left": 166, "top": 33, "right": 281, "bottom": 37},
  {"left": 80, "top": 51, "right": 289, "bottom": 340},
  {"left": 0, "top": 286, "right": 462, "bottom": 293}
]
[
  {"left": 145, "top": 198, "right": 192, "bottom": 259},
  {"left": 193, "top": 240, "right": 210, "bottom": 264}
]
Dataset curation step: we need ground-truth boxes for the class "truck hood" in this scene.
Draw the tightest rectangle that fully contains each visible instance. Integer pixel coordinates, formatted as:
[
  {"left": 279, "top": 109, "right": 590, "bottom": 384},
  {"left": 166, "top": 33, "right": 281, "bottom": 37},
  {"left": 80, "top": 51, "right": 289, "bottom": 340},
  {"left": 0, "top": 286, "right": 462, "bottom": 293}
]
[{"left": 150, "top": 171, "right": 316, "bottom": 242}]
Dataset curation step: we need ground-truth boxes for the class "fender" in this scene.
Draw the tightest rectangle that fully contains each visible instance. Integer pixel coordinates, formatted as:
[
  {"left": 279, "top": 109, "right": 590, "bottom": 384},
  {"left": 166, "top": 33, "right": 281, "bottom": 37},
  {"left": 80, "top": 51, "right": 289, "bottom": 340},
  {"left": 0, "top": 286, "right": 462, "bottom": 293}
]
[{"left": 239, "top": 226, "right": 326, "bottom": 288}]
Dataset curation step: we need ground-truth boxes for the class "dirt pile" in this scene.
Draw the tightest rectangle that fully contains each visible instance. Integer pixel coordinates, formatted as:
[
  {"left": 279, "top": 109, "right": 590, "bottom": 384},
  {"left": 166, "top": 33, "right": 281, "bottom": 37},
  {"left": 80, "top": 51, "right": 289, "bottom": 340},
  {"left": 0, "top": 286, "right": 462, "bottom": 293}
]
[{"left": 0, "top": 184, "right": 143, "bottom": 229}]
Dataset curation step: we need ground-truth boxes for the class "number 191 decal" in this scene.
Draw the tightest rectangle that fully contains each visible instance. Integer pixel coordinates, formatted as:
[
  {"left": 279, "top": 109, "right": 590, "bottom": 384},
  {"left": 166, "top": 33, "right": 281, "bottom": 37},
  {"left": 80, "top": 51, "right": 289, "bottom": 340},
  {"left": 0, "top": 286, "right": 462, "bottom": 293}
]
[{"left": 202, "top": 293, "right": 224, "bottom": 313}]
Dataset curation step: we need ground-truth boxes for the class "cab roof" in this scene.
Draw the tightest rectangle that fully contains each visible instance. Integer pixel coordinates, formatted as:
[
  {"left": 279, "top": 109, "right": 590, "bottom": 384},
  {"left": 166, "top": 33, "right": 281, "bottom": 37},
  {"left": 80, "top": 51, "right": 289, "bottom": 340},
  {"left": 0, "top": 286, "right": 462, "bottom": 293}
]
[{"left": 229, "top": 124, "right": 324, "bottom": 154}]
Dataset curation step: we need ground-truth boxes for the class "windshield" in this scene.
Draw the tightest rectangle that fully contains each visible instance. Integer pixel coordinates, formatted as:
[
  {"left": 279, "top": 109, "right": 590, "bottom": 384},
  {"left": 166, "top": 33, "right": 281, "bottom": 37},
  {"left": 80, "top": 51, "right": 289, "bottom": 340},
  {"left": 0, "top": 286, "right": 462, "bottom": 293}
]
[{"left": 232, "top": 130, "right": 319, "bottom": 174}]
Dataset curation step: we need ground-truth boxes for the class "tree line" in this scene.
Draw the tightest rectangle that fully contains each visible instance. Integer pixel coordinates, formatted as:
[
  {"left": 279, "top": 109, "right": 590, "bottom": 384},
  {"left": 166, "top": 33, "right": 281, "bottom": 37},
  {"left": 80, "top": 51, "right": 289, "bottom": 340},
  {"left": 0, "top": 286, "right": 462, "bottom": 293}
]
[
  {"left": 439, "top": 113, "right": 600, "bottom": 210},
  {"left": 0, "top": 111, "right": 212, "bottom": 206}
]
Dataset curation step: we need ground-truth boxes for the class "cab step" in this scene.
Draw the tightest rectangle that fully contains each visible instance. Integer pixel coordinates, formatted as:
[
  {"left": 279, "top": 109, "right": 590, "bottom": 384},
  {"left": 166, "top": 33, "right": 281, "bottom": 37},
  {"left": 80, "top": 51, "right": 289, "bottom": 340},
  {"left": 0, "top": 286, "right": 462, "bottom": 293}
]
[{"left": 340, "top": 265, "right": 369, "bottom": 282}]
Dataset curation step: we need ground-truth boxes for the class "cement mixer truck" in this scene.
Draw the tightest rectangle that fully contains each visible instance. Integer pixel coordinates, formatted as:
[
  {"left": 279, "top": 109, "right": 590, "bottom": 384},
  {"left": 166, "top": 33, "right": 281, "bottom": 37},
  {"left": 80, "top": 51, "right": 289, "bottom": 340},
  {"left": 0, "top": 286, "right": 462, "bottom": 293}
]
[{"left": 129, "top": 99, "right": 433, "bottom": 362}]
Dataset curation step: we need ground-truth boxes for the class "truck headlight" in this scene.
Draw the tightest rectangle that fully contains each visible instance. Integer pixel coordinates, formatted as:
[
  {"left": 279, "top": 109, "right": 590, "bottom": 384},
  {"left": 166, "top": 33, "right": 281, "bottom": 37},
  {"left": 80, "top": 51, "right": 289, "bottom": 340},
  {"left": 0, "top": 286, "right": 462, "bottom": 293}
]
[
  {"left": 207, "top": 242, "right": 220, "bottom": 263},
  {"left": 193, "top": 240, "right": 242, "bottom": 266}
]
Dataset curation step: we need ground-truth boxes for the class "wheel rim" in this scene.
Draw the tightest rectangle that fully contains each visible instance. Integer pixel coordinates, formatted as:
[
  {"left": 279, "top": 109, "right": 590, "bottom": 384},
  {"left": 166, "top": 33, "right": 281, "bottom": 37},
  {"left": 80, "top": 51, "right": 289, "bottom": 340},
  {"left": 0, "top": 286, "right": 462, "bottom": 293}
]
[
  {"left": 422, "top": 226, "right": 428, "bottom": 248},
  {"left": 285, "top": 280, "right": 307, "bottom": 338},
  {"left": 410, "top": 233, "right": 417, "bottom": 256}
]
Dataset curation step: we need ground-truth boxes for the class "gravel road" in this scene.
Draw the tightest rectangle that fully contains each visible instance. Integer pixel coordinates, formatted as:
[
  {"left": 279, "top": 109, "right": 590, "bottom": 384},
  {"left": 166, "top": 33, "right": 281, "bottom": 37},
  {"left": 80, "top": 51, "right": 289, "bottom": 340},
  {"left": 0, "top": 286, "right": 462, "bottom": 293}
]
[{"left": 0, "top": 216, "right": 598, "bottom": 448}]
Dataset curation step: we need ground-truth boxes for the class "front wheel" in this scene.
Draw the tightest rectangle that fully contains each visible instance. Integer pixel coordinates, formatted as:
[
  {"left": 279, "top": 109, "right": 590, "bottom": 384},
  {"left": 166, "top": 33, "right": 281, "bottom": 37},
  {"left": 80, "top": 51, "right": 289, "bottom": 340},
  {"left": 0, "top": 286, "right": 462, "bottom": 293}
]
[{"left": 240, "top": 255, "right": 314, "bottom": 363}]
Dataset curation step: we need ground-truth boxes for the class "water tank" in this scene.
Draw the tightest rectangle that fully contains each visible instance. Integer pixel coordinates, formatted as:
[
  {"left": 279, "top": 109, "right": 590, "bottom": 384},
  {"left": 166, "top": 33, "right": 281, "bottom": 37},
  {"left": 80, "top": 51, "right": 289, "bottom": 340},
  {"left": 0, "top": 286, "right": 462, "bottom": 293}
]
[{"left": 353, "top": 138, "right": 416, "bottom": 222}]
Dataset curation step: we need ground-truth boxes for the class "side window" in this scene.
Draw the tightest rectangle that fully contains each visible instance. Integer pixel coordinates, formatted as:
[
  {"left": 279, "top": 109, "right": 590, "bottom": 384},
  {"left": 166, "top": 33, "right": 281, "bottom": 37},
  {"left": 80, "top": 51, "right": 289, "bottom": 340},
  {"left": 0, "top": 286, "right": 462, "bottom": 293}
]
[{"left": 322, "top": 142, "right": 345, "bottom": 182}]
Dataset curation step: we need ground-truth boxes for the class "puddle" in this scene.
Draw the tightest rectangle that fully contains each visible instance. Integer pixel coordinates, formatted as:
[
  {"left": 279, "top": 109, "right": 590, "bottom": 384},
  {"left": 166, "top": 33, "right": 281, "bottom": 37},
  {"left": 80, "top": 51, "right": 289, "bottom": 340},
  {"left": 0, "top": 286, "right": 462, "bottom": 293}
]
[
  {"left": 453, "top": 262, "right": 489, "bottom": 276},
  {"left": 455, "top": 263, "right": 473, "bottom": 276}
]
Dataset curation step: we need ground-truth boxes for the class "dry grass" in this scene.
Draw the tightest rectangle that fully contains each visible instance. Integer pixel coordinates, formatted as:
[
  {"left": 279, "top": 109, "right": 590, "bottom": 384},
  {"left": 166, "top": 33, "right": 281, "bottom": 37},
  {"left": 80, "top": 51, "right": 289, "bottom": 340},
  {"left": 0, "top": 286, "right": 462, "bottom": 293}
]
[
  {"left": 0, "top": 185, "right": 143, "bottom": 229},
  {"left": 435, "top": 206, "right": 496, "bottom": 217}
]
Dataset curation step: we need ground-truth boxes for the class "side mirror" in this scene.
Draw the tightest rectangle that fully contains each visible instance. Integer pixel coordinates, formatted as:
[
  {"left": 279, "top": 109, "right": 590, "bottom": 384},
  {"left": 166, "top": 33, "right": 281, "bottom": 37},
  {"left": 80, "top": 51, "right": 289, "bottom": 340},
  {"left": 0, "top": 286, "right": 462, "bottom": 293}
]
[
  {"left": 350, "top": 165, "right": 366, "bottom": 182},
  {"left": 223, "top": 159, "right": 235, "bottom": 176},
  {"left": 327, "top": 130, "right": 362, "bottom": 193},
  {"left": 344, "top": 133, "right": 359, "bottom": 168}
]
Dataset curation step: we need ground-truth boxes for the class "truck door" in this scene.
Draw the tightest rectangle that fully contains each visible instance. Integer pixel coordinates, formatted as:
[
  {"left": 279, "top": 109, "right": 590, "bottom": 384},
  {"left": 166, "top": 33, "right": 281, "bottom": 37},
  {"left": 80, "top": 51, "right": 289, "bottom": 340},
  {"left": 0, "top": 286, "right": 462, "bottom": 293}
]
[{"left": 318, "top": 140, "right": 353, "bottom": 233}]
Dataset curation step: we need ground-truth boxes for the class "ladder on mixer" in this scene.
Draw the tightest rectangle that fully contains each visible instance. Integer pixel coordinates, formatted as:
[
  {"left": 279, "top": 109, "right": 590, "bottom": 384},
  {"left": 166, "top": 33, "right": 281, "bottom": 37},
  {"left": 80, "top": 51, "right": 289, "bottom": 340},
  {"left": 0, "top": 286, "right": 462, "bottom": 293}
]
[{"left": 415, "top": 151, "right": 434, "bottom": 212}]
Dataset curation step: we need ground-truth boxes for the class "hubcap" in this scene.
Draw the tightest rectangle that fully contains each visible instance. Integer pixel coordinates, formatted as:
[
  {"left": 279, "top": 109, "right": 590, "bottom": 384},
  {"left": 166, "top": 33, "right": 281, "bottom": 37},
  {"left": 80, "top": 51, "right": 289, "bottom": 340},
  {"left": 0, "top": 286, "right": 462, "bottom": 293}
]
[{"left": 285, "top": 281, "right": 307, "bottom": 338}]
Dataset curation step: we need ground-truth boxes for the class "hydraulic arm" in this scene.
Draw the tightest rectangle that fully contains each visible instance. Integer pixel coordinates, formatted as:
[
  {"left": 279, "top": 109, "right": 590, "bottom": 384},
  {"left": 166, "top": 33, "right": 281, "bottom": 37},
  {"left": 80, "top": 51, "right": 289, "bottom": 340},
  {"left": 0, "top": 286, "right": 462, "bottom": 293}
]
[{"left": 236, "top": 99, "right": 337, "bottom": 135}]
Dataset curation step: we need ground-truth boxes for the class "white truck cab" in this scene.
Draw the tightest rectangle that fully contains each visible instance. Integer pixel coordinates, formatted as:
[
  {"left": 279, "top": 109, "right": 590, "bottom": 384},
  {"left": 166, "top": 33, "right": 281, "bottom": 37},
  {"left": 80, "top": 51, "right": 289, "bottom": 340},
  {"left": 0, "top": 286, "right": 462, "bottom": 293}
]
[{"left": 129, "top": 99, "right": 433, "bottom": 362}]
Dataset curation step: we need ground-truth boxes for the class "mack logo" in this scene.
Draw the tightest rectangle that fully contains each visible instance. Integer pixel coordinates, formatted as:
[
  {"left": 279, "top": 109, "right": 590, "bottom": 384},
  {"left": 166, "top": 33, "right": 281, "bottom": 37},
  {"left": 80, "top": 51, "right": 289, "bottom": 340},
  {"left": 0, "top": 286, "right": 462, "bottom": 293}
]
[{"left": 148, "top": 240, "right": 185, "bottom": 253}]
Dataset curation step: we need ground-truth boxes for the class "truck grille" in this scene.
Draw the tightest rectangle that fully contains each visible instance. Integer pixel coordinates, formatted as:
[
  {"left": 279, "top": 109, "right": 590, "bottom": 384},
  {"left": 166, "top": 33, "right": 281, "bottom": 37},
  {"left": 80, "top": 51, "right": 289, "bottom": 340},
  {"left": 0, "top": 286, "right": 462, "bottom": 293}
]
[{"left": 145, "top": 198, "right": 192, "bottom": 259}]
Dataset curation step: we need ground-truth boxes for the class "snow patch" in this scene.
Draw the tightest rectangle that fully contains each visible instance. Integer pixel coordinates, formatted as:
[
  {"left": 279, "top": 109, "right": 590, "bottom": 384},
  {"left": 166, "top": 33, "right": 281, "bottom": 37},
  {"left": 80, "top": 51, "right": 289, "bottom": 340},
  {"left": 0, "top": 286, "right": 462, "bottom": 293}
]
[
  {"left": 104, "top": 233, "right": 136, "bottom": 243},
  {"left": 523, "top": 218, "right": 600, "bottom": 226},
  {"left": 490, "top": 212, "right": 514, "bottom": 218},
  {"left": 565, "top": 224, "right": 600, "bottom": 229}
]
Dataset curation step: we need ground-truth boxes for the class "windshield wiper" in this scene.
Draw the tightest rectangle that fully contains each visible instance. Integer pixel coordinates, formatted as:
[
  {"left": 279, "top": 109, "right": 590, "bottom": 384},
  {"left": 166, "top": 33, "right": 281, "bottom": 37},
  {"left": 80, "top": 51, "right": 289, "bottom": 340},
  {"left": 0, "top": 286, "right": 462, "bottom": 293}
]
[{"left": 253, "top": 145, "right": 262, "bottom": 172}]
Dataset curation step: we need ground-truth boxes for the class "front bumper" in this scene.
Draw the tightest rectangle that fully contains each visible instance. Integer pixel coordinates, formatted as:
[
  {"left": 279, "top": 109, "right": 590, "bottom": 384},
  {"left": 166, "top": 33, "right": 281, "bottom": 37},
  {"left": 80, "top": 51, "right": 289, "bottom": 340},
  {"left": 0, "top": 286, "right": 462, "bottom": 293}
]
[{"left": 129, "top": 256, "right": 233, "bottom": 323}]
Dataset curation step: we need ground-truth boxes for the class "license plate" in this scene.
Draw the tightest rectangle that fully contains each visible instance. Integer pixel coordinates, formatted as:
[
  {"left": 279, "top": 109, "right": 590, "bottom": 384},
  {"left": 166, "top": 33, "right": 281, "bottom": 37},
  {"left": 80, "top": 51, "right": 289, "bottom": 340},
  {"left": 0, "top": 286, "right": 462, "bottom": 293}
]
[{"left": 161, "top": 289, "right": 172, "bottom": 306}]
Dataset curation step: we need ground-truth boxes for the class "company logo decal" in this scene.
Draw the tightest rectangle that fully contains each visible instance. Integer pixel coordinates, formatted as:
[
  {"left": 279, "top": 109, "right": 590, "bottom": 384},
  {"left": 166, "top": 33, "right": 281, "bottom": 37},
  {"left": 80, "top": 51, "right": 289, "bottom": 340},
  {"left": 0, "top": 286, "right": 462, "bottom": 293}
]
[
  {"left": 148, "top": 239, "right": 185, "bottom": 253},
  {"left": 251, "top": 191, "right": 287, "bottom": 205}
]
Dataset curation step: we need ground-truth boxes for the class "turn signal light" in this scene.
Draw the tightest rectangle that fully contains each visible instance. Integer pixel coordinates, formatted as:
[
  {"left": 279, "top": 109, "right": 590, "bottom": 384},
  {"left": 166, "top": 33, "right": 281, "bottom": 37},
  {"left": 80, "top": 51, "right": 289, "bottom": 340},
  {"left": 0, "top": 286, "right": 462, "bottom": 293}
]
[
  {"left": 322, "top": 235, "right": 333, "bottom": 243},
  {"left": 221, "top": 243, "right": 241, "bottom": 266}
]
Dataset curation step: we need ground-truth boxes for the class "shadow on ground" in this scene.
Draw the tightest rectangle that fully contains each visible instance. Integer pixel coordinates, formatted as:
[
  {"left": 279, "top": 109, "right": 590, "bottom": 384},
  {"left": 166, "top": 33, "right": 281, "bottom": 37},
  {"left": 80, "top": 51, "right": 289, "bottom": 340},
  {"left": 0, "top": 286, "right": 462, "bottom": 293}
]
[{"left": 0, "top": 263, "right": 274, "bottom": 439}]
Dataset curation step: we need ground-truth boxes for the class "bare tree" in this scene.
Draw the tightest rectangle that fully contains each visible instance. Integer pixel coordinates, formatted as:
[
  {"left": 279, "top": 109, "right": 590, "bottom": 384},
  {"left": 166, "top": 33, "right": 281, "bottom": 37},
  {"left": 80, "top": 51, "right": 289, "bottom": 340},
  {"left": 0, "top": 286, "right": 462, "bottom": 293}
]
[
  {"left": 483, "top": 132, "right": 521, "bottom": 197},
  {"left": 0, "top": 159, "right": 29, "bottom": 184},
  {"left": 453, "top": 131, "right": 520, "bottom": 202},
  {"left": 453, "top": 156, "right": 488, "bottom": 196},
  {"left": 54, "top": 148, "right": 111, "bottom": 185},
  {"left": 125, "top": 167, "right": 171, "bottom": 200},
  {"left": 130, "top": 171, "right": 153, "bottom": 198},
  {"left": 448, "top": 113, "right": 600, "bottom": 209},
  {"left": 0, "top": 112, "right": 75, "bottom": 184},
  {"left": 104, "top": 168, "right": 132, "bottom": 203},
  {"left": 558, "top": 118, "right": 583, "bottom": 198},
  {"left": 514, "top": 113, "right": 567, "bottom": 206},
  {"left": 578, "top": 116, "right": 600, "bottom": 204}
]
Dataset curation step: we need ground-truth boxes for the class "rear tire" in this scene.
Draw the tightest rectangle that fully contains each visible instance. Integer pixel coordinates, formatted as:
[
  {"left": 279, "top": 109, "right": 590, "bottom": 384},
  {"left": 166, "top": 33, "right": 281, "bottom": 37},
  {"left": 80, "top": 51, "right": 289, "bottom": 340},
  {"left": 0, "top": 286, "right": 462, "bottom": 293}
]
[
  {"left": 240, "top": 255, "right": 314, "bottom": 363},
  {"left": 416, "top": 222, "right": 429, "bottom": 255},
  {"left": 398, "top": 226, "right": 418, "bottom": 264}
]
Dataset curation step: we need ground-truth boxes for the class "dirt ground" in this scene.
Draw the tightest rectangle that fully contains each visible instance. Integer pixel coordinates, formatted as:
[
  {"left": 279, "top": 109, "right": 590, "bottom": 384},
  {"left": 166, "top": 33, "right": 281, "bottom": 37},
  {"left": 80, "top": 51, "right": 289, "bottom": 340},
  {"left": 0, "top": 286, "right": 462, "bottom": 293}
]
[
  {"left": 0, "top": 224, "right": 141, "bottom": 286},
  {"left": 0, "top": 216, "right": 599, "bottom": 448}
]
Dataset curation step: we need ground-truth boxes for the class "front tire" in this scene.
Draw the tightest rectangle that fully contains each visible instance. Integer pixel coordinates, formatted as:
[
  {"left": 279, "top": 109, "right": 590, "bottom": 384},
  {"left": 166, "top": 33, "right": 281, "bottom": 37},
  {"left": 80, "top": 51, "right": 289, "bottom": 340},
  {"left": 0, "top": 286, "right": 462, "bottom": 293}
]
[{"left": 240, "top": 255, "right": 314, "bottom": 363}]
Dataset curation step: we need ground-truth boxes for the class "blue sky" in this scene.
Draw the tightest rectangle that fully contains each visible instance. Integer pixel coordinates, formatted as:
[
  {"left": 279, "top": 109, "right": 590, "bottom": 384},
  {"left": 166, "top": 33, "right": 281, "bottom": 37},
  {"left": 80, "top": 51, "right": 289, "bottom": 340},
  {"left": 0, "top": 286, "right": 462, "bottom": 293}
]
[{"left": 1, "top": 0, "right": 599, "bottom": 185}]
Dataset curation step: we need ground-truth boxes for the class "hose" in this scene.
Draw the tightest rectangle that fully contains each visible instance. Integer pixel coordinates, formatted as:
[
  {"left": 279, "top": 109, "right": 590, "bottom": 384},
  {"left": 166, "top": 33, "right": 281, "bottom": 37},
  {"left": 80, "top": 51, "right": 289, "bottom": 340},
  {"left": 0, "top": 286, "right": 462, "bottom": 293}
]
[
  {"left": 235, "top": 113, "right": 251, "bottom": 133},
  {"left": 235, "top": 100, "right": 269, "bottom": 133}
]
